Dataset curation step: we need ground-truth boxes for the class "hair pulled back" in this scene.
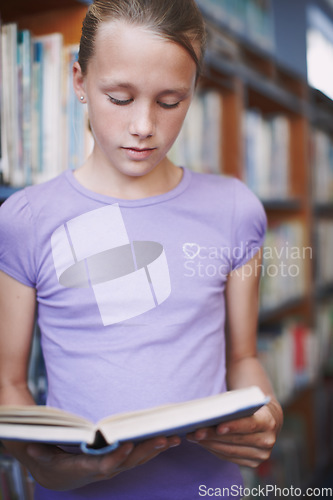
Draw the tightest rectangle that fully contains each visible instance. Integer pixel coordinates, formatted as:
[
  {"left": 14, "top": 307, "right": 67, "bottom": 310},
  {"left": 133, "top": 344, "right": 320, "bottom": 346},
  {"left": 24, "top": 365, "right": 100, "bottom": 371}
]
[{"left": 78, "top": 0, "right": 207, "bottom": 78}]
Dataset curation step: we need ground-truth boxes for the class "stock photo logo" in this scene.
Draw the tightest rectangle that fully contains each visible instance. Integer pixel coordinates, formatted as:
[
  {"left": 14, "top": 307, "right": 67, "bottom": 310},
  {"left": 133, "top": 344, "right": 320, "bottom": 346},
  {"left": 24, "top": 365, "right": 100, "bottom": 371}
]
[
  {"left": 182, "top": 242, "right": 230, "bottom": 279},
  {"left": 182, "top": 241, "right": 312, "bottom": 280}
]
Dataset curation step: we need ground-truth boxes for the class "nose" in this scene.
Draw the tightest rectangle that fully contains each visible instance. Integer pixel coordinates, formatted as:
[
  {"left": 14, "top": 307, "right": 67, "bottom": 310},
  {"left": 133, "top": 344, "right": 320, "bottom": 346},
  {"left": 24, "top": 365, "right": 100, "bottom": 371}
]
[{"left": 129, "top": 101, "right": 155, "bottom": 139}]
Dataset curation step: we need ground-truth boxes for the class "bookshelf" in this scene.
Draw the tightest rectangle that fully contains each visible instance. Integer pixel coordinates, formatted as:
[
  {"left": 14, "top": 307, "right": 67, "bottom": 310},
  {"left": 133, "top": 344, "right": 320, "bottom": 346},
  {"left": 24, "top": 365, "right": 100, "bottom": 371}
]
[
  {"left": 0, "top": 0, "right": 86, "bottom": 22},
  {"left": 1, "top": 0, "right": 333, "bottom": 495}
]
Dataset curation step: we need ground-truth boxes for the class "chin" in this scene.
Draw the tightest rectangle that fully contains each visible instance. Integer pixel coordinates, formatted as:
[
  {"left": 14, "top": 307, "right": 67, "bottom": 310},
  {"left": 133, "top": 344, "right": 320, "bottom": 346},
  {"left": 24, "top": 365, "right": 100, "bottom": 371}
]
[{"left": 119, "top": 164, "right": 160, "bottom": 179}]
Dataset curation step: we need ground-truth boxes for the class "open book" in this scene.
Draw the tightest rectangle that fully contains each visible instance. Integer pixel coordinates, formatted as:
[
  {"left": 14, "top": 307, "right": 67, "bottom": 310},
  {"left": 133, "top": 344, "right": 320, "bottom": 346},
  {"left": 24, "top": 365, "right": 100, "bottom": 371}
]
[{"left": 0, "top": 386, "right": 269, "bottom": 455}]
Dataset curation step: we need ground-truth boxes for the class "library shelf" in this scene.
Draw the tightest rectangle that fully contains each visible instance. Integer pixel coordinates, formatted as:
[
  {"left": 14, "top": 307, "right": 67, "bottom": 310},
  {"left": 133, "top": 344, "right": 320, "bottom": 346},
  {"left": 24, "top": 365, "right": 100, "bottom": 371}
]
[
  {"left": 258, "top": 296, "right": 310, "bottom": 325},
  {"left": 0, "top": 0, "right": 85, "bottom": 21},
  {"left": 196, "top": 1, "right": 275, "bottom": 59},
  {"left": 262, "top": 198, "right": 303, "bottom": 213},
  {"left": 314, "top": 204, "right": 333, "bottom": 217},
  {"left": 315, "top": 283, "right": 333, "bottom": 301},
  {"left": 1, "top": 0, "right": 333, "bottom": 494},
  {"left": 205, "top": 50, "right": 306, "bottom": 115}
]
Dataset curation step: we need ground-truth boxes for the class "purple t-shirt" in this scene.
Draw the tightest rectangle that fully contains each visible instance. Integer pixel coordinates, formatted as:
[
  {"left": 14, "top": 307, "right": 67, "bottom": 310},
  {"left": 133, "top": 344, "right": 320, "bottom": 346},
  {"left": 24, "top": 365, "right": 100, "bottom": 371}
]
[{"left": 0, "top": 167, "right": 266, "bottom": 499}]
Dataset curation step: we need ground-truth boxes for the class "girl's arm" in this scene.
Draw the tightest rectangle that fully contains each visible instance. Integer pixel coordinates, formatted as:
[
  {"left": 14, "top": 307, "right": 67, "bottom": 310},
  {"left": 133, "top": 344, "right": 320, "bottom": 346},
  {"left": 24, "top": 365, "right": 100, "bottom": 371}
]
[
  {"left": 0, "top": 271, "right": 180, "bottom": 490},
  {"left": 0, "top": 270, "right": 37, "bottom": 407},
  {"left": 187, "top": 251, "right": 283, "bottom": 468}
]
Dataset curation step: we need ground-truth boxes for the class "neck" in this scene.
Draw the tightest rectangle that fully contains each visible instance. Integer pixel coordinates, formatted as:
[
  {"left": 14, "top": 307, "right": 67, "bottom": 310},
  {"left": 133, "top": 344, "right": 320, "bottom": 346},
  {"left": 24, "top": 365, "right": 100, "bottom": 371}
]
[{"left": 73, "top": 153, "right": 183, "bottom": 200}]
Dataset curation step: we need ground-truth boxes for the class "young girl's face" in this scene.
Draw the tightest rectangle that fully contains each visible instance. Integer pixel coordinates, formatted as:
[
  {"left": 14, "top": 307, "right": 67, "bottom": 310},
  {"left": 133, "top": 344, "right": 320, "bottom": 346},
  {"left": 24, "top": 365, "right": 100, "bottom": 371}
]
[{"left": 74, "top": 21, "right": 198, "bottom": 180}]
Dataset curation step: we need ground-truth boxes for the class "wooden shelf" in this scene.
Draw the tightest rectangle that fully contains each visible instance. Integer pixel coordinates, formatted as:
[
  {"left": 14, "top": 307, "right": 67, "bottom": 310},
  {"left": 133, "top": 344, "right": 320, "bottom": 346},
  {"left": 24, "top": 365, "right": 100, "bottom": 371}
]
[
  {"left": 197, "top": 2, "right": 275, "bottom": 60},
  {"left": 0, "top": 0, "right": 86, "bottom": 21},
  {"left": 259, "top": 296, "right": 309, "bottom": 324},
  {"left": 205, "top": 51, "right": 306, "bottom": 115},
  {"left": 262, "top": 198, "right": 303, "bottom": 212},
  {"left": 315, "top": 282, "right": 333, "bottom": 300},
  {"left": 314, "top": 203, "right": 333, "bottom": 217},
  {"left": 1, "top": 2, "right": 88, "bottom": 45}
]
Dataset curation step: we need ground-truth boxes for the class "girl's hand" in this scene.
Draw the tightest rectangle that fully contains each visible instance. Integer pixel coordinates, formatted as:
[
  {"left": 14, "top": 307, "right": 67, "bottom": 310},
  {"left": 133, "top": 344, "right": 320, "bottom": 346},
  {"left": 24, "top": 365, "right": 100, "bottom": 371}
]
[
  {"left": 19, "top": 435, "right": 180, "bottom": 491},
  {"left": 186, "top": 400, "right": 283, "bottom": 468}
]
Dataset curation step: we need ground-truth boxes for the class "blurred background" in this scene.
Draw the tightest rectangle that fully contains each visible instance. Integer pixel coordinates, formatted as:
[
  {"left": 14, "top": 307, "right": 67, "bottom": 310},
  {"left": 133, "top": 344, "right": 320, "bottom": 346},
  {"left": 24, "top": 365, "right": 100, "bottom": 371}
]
[{"left": 0, "top": 0, "right": 333, "bottom": 498}]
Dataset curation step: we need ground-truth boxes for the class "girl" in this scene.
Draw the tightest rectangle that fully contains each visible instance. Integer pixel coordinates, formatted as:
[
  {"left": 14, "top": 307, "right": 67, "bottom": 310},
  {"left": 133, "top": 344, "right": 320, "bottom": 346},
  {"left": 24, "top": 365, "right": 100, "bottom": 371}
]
[{"left": 0, "top": 0, "right": 283, "bottom": 498}]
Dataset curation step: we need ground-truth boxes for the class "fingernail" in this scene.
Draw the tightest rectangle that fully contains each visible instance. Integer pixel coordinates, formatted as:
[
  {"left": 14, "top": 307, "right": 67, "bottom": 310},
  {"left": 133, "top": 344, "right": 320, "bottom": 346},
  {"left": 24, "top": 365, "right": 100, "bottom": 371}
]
[
  {"left": 217, "top": 427, "right": 230, "bottom": 435},
  {"left": 196, "top": 430, "right": 207, "bottom": 440},
  {"left": 124, "top": 444, "right": 134, "bottom": 455},
  {"left": 186, "top": 437, "right": 197, "bottom": 443},
  {"left": 155, "top": 441, "right": 167, "bottom": 450}
]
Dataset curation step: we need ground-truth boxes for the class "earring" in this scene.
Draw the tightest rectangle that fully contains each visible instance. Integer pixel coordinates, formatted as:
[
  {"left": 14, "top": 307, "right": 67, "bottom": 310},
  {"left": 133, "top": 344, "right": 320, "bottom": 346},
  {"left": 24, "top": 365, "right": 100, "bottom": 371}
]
[{"left": 80, "top": 96, "right": 84, "bottom": 101}]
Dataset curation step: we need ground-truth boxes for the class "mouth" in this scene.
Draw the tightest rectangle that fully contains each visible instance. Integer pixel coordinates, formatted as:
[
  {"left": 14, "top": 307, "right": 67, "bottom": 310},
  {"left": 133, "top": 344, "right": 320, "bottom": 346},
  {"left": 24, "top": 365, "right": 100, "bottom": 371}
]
[
  {"left": 123, "top": 147, "right": 156, "bottom": 152},
  {"left": 122, "top": 147, "right": 157, "bottom": 160}
]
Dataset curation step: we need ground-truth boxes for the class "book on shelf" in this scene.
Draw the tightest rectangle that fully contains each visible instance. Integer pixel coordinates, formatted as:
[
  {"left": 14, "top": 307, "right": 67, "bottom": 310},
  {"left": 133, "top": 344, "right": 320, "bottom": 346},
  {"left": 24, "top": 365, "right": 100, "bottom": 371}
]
[
  {"left": 315, "top": 219, "right": 333, "bottom": 287},
  {"left": 31, "top": 38, "right": 43, "bottom": 183},
  {"left": 259, "top": 220, "right": 308, "bottom": 312},
  {"left": 168, "top": 89, "right": 222, "bottom": 174},
  {"left": 18, "top": 29, "right": 33, "bottom": 187},
  {"left": 0, "top": 22, "right": 93, "bottom": 188},
  {"left": 1, "top": 23, "right": 20, "bottom": 187},
  {"left": 0, "top": 386, "right": 269, "bottom": 455},
  {"left": 245, "top": 0, "right": 275, "bottom": 51},
  {"left": 243, "top": 109, "right": 290, "bottom": 201},
  {"left": 196, "top": 0, "right": 275, "bottom": 51},
  {"left": 316, "top": 299, "right": 333, "bottom": 375},
  {"left": 313, "top": 382, "right": 333, "bottom": 470},
  {"left": 1, "top": 25, "right": 34, "bottom": 187},
  {"left": 33, "top": 33, "right": 63, "bottom": 185},
  {"left": 257, "top": 323, "right": 319, "bottom": 404},
  {"left": 311, "top": 128, "right": 333, "bottom": 204},
  {"left": 62, "top": 44, "right": 94, "bottom": 172}
]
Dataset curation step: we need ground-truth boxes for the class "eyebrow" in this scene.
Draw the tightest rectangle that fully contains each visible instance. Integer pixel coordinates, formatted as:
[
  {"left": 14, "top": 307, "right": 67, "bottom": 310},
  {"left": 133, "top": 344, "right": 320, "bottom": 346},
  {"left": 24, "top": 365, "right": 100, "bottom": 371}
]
[
  {"left": 101, "top": 80, "right": 191, "bottom": 96},
  {"left": 158, "top": 88, "right": 191, "bottom": 97}
]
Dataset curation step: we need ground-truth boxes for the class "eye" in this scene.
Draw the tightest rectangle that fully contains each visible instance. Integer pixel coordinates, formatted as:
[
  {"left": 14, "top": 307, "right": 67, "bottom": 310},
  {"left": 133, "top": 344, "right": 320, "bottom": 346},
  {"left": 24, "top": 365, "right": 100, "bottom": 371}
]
[
  {"left": 107, "top": 95, "right": 133, "bottom": 106},
  {"left": 158, "top": 101, "right": 180, "bottom": 109}
]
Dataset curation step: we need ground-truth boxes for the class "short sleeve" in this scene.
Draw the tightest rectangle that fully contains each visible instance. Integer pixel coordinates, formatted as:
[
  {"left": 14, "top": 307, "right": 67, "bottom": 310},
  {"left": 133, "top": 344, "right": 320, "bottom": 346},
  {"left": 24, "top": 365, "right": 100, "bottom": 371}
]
[
  {"left": 231, "top": 179, "right": 267, "bottom": 270},
  {"left": 0, "top": 190, "right": 37, "bottom": 287}
]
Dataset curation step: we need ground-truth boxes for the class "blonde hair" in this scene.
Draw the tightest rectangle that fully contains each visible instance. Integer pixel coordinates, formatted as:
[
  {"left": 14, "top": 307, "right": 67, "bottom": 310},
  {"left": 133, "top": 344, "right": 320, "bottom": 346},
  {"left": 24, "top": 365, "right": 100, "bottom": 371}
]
[{"left": 78, "top": 0, "right": 207, "bottom": 79}]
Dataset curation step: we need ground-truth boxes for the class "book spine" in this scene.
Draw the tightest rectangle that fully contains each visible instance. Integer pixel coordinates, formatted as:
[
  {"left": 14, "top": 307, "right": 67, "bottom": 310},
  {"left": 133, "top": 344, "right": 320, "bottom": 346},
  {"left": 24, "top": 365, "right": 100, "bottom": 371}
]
[
  {"left": 168, "top": 89, "right": 222, "bottom": 174},
  {"left": 18, "top": 30, "right": 33, "bottom": 186},
  {"left": 243, "top": 109, "right": 291, "bottom": 201},
  {"left": 312, "top": 128, "right": 333, "bottom": 204},
  {"left": 315, "top": 219, "right": 333, "bottom": 288},
  {"left": 257, "top": 322, "right": 319, "bottom": 405},
  {"left": 196, "top": 0, "right": 275, "bottom": 51},
  {"left": 260, "top": 221, "right": 308, "bottom": 312},
  {"left": 315, "top": 299, "right": 333, "bottom": 376},
  {"left": 1, "top": 24, "right": 20, "bottom": 186}
]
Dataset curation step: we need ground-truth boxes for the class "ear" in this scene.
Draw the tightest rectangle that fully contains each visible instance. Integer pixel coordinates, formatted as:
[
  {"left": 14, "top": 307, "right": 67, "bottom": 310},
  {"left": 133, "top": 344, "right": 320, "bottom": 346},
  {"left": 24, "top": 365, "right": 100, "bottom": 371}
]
[{"left": 73, "top": 61, "right": 86, "bottom": 103}]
